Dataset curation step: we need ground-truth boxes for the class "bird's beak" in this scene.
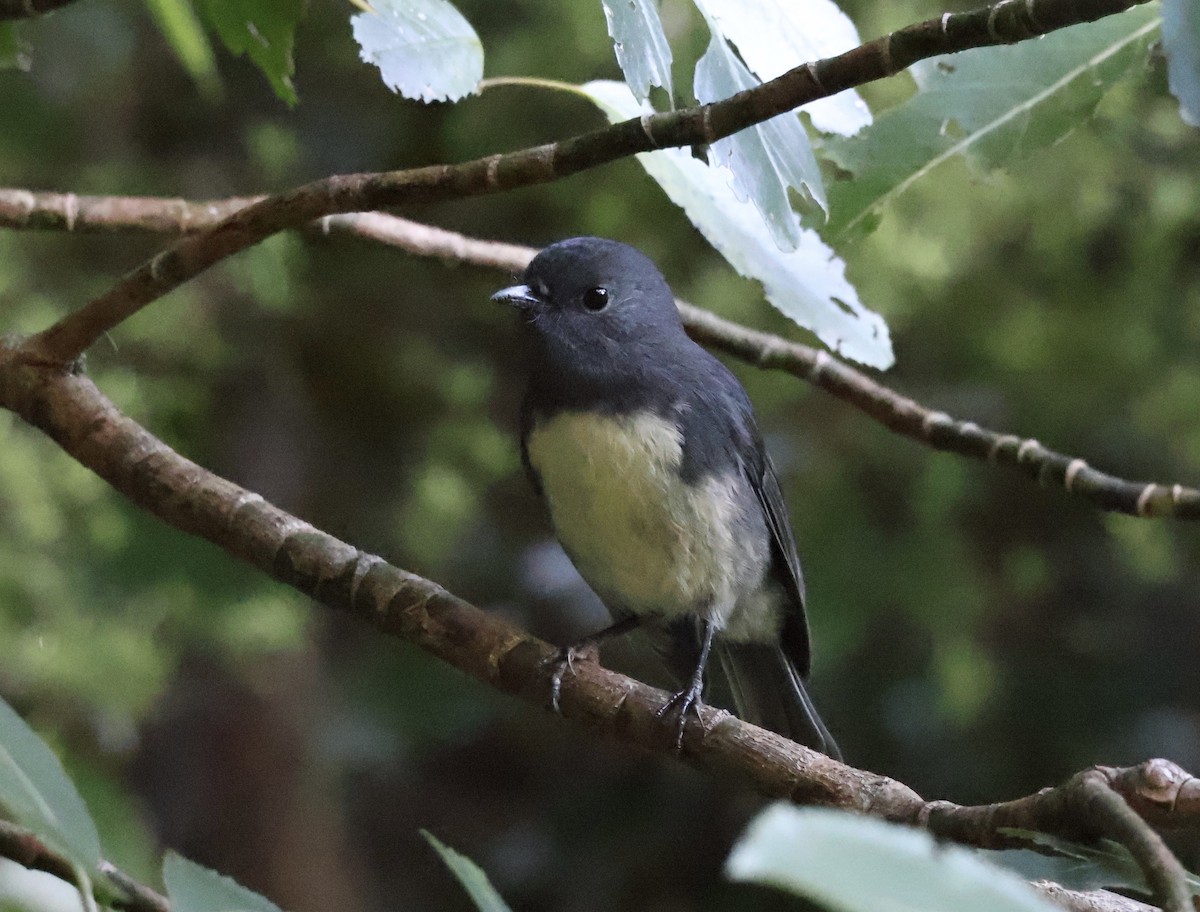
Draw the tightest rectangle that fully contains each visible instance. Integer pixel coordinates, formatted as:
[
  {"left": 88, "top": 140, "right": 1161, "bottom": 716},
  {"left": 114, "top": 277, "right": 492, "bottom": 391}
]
[{"left": 491, "top": 284, "right": 542, "bottom": 310}]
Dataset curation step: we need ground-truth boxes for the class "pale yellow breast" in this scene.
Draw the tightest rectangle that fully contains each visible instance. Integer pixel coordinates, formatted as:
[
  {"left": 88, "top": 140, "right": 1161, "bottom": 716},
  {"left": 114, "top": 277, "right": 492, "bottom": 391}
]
[{"left": 526, "top": 410, "right": 754, "bottom": 620}]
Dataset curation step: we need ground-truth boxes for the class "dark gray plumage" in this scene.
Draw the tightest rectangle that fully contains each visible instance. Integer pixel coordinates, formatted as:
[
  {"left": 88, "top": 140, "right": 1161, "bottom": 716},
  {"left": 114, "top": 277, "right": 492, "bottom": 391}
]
[{"left": 494, "top": 237, "right": 839, "bottom": 759}]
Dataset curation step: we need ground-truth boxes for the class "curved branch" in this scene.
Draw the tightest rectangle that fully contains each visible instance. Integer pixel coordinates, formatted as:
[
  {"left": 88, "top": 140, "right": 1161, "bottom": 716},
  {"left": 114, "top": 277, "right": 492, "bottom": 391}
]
[
  {"left": 1, "top": 339, "right": 1197, "bottom": 911},
  {"left": 19, "top": 0, "right": 1153, "bottom": 366},
  {"left": 3, "top": 188, "right": 1197, "bottom": 520}
]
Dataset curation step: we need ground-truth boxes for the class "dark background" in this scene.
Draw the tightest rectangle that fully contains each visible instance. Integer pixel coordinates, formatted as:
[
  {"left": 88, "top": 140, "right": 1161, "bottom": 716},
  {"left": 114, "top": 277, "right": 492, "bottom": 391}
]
[{"left": 2, "top": 0, "right": 1199, "bottom": 908}]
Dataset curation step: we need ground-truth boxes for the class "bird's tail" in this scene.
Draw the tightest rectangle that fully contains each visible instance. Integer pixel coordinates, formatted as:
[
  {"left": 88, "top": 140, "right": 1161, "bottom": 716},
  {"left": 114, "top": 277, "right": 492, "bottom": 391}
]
[{"left": 715, "top": 642, "right": 842, "bottom": 761}]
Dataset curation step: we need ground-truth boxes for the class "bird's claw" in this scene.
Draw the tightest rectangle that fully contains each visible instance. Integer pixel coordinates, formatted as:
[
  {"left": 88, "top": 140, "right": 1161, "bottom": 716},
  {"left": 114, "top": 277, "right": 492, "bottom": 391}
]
[
  {"left": 543, "top": 645, "right": 585, "bottom": 714},
  {"left": 656, "top": 683, "right": 706, "bottom": 750}
]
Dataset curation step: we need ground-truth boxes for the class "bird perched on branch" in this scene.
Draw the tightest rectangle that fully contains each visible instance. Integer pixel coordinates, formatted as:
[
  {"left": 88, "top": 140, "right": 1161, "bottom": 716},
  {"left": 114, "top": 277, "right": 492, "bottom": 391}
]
[{"left": 494, "top": 237, "right": 839, "bottom": 759}]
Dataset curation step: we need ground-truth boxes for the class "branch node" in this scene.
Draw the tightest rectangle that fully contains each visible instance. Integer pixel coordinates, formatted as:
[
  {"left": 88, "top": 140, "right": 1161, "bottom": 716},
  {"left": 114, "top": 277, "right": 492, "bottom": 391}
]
[
  {"left": 916, "top": 798, "right": 956, "bottom": 827},
  {"left": 320, "top": 215, "right": 333, "bottom": 236},
  {"left": 940, "top": 12, "right": 953, "bottom": 36},
  {"left": 640, "top": 113, "right": 657, "bottom": 147},
  {"left": 880, "top": 33, "right": 896, "bottom": 75},
  {"left": 148, "top": 250, "right": 171, "bottom": 282},
  {"left": 349, "top": 553, "right": 386, "bottom": 609},
  {"left": 485, "top": 154, "right": 502, "bottom": 190},
  {"left": 13, "top": 189, "right": 35, "bottom": 221},
  {"left": 1064, "top": 458, "right": 1088, "bottom": 491},
  {"left": 987, "top": 1, "right": 1006, "bottom": 41},
  {"left": 1024, "top": 0, "right": 1046, "bottom": 33},
  {"left": 810, "top": 349, "right": 831, "bottom": 383},
  {"left": 700, "top": 104, "right": 716, "bottom": 144},
  {"left": 805, "top": 61, "right": 825, "bottom": 92},
  {"left": 988, "top": 434, "right": 1018, "bottom": 462},
  {"left": 1136, "top": 483, "right": 1157, "bottom": 517},
  {"left": 1016, "top": 437, "right": 1041, "bottom": 461},
  {"left": 921, "top": 410, "right": 952, "bottom": 436},
  {"left": 63, "top": 192, "right": 78, "bottom": 231}
]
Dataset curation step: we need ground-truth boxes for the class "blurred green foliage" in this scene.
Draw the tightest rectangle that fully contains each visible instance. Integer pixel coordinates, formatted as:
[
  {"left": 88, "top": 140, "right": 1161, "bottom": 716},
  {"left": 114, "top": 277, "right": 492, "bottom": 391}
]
[{"left": 1, "top": 0, "right": 1198, "bottom": 909}]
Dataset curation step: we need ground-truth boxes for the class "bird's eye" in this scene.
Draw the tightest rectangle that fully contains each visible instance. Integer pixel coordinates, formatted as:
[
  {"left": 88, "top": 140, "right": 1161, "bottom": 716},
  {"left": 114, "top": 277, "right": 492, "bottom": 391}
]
[{"left": 582, "top": 287, "right": 609, "bottom": 312}]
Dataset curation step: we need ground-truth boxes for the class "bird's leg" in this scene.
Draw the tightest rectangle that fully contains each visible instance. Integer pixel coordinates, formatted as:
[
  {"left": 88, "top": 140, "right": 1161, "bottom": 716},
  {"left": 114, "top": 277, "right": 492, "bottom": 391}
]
[
  {"left": 657, "top": 619, "right": 716, "bottom": 750},
  {"left": 546, "top": 615, "right": 642, "bottom": 713}
]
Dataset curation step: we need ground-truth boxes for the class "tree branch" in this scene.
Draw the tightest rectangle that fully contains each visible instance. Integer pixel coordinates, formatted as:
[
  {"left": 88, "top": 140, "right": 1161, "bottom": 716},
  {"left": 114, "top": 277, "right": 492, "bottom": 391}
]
[
  {"left": 17, "top": 0, "right": 1153, "bottom": 366},
  {"left": 3, "top": 188, "right": 1196, "bottom": 520},
  {"left": 0, "top": 338, "right": 1196, "bottom": 911}
]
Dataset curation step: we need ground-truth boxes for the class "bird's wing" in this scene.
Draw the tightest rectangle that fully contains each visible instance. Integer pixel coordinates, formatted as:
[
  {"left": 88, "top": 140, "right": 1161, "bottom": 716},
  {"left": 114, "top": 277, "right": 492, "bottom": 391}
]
[
  {"left": 679, "top": 352, "right": 813, "bottom": 677},
  {"left": 746, "top": 426, "right": 813, "bottom": 678}
]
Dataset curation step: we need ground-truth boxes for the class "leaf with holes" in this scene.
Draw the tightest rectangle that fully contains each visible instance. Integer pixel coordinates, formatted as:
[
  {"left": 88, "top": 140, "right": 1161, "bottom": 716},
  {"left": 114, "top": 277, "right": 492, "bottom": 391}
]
[
  {"left": 602, "top": 0, "right": 673, "bottom": 102},
  {"left": 582, "top": 80, "right": 892, "bottom": 369},
  {"left": 694, "top": 26, "right": 826, "bottom": 251},
  {"left": 352, "top": 0, "right": 482, "bottom": 103},
  {"left": 823, "top": 5, "right": 1161, "bottom": 240}
]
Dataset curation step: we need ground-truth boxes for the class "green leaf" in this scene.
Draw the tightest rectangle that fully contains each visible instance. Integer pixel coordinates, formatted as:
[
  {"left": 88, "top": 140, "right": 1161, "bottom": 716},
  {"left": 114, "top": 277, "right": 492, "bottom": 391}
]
[
  {"left": 693, "top": 24, "right": 826, "bottom": 248},
  {"left": 690, "top": 0, "right": 871, "bottom": 136},
  {"left": 726, "top": 804, "right": 1060, "bottom": 912},
  {"left": 601, "top": 0, "right": 673, "bottom": 102},
  {"left": 0, "top": 24, "right": 29, "bottom": 71},
  {"left": 582, "top": 79, "right": 893, "bottom": 369},
  {"left": 1163, "top": 0, "right": 1200, "bottom": 127},
  {"left": 145, "top": 0, "right": 222, "bottom": 101},
  {"left": 824, "top": 5, "right": 1162, "bottom": 240},
  {"left": 351, "top": 0, "right": 482, "bottom": 103},
  {"left": 988, "top": 829, "right": 1200, "bottom": 897},
  {"left": 195, "top": 0, "right": 302, "bottom": 106},
  {"left": 422, "top": 831, "right": 512, "bottom": 912},
  {"left": 0, "top": 697, "right": 101, "bottom": 868},
  {"left": 163, "top": 852, "right": 283, "bottom": 912}
]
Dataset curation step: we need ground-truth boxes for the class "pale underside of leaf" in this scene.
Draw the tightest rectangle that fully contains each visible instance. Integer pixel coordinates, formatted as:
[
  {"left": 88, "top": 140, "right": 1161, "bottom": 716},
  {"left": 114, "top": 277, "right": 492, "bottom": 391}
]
[
  {"left": 1162, "top": 0, "right": 1200, "bottom": 126},
  {"left": 602, "top": 0, "right": 673, "bottom": 102},
  {"left": 581, "top": 80, "right": 893, "bottom": 370},
  {"left": 693, "top": 29, "right": 826, "bottom": 252},
  {"left": 691, "top": 0, "right": 871, "bottom": 135},
  {"left": 726, "top": 804, "right": 1062, "bottom": 912},
  {"left": 351, "top": 0, "right": 483, "bottom": 103}
]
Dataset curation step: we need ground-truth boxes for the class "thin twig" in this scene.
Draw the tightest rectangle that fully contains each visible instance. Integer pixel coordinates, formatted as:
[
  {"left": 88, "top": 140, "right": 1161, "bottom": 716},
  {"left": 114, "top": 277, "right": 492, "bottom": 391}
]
[
  {"left": 18, "top": 0, "right": 1153, "bottom": 365},
  {"left": 3, "top": 190, "right": 1196, "bottom": 520}
]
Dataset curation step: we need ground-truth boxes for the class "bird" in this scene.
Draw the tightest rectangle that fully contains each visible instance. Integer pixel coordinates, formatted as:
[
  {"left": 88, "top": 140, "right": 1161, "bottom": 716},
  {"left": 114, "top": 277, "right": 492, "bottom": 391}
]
[{"left": 493, "top": 237, "right": 840, "bottom": 759}]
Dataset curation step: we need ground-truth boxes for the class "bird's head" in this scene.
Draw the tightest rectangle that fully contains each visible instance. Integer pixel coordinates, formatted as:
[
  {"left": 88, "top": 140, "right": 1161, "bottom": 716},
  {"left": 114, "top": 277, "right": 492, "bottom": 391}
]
[{"left": 492, "top": 237, "right": 685, "bottom": 373}]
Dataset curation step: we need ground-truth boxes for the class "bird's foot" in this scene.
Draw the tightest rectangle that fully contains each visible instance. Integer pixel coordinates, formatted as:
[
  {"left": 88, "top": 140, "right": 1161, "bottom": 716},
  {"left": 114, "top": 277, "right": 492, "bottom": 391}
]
[
  {"left": 656, "top": 680, "right": 706, "bottom": 750},
  {"left": 543, "top": 643, "right": 598, "bottom": 714}
]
